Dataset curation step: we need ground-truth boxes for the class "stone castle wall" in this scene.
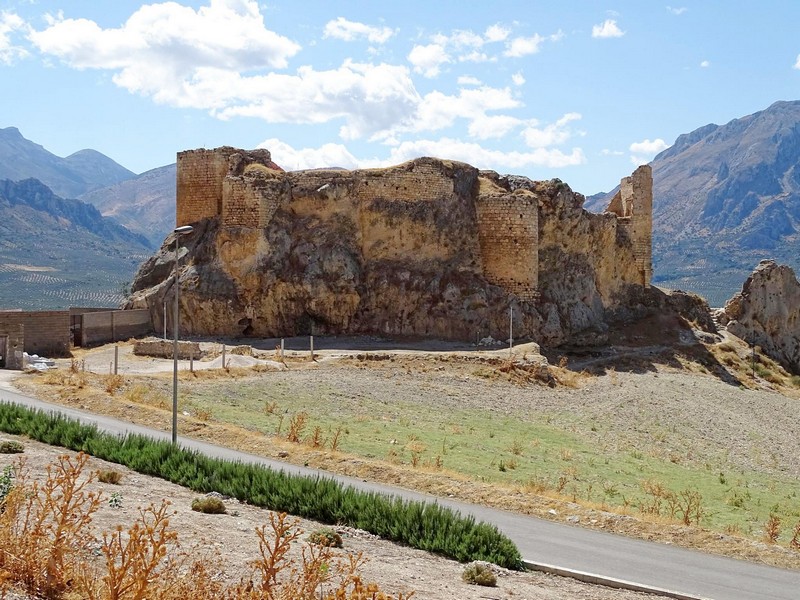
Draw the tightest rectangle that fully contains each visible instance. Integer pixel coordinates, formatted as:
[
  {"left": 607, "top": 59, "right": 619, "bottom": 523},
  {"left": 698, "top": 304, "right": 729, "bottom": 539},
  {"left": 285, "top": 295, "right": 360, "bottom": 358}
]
[
  {"left": 176, "top": 149, "right": 232, "bottom": 226},
  {"left": 475, "top": 191, "right": 539, "bottom": 301},
  {"left": 161, "top": 147, "right": 655, "bottom": 343},
  {"left": 607, "top": 165, "right": 653, "bottom": 287}
]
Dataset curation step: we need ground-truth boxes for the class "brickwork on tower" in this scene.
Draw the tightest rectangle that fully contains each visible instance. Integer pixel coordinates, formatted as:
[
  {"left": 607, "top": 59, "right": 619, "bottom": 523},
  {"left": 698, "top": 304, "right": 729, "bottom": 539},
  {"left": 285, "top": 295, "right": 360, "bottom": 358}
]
[
  {"left": 606, "top": 165, "right": 653, "bottom": 287},
  {"left": 475, "top": 192, "right": 539, "bottom": 301},
  {"left": 176, "top": 149, "right": 234, "bottom": 226}
]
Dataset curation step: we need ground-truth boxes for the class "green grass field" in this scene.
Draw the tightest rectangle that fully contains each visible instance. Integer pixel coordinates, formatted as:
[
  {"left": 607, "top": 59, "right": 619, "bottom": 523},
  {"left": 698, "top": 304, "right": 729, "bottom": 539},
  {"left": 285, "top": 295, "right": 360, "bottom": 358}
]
[{"left": 178, "top": 375, "right": 800, "bottom": 541}]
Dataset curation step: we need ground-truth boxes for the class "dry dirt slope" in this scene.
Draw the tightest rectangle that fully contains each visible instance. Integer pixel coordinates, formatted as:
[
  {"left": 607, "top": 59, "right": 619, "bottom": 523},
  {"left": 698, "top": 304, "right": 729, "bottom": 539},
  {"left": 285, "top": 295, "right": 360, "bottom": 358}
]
[{"left": 0, "top": 435, "right": 656, "bottom": 600}]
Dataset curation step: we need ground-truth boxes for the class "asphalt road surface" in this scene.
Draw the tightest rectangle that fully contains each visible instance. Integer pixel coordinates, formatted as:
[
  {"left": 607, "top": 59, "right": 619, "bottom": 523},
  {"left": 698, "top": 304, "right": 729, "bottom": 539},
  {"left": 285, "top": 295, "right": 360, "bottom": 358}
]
[{"left": 1, "top": 388, "right": 798, "bottom": 600}]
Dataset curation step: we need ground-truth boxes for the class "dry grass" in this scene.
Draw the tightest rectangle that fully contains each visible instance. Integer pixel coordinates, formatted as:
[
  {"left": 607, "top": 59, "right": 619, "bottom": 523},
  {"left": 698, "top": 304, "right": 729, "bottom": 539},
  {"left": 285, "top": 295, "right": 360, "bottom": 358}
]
[
  {"left": 0, "top": 454, "right": 411, "bottom": 600},
  {"left": 13, "top": 349, "right": 800, "bottom": 572}
]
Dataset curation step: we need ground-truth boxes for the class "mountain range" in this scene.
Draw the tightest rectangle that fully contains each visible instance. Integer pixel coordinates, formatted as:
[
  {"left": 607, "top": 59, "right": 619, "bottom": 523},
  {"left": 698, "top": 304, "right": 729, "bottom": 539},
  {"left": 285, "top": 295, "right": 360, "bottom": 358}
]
[
  {"left": 0, "top": 178, "right": 152, "bottom": 309},
  {"left": 3, "top": 99, "right": 800, "bottom": 310},
  {"left": 0, "top": 127, "right": 135, "bottom": 199},
  {"left": 586, "top": 100, "right": 800, "bottom": 306},
  {"left": 79, "top": 164, "right": 176, "bottom": 247}
]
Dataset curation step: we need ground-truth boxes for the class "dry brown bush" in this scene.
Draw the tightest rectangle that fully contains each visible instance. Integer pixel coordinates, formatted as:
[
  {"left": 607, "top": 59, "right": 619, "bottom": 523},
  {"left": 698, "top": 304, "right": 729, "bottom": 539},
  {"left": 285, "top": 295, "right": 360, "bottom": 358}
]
[
  {"left": 287, "top": 412, "right": 309, "bottom": 443},
  {"left": 765, "top": 514, "right": 781, "bottom": 544},
  {"left": 104, "top": 375, "right": 124, "bottom": 395},
  {"left": 0, "top": 453, "right": 101, "bottom": 599},
  {"left": 0, "top": 455, "right": 410, "bottom": 600}
]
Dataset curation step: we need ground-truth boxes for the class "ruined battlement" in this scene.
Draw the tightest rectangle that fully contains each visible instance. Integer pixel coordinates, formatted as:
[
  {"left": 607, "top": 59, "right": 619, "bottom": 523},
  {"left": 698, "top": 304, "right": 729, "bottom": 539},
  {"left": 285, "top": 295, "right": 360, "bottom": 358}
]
[
  {"left": 152, "top": 146, "right": 654, "bottom": 343},
  {"left": 606, "top": 165, "right": 653, "bottom": 287}
]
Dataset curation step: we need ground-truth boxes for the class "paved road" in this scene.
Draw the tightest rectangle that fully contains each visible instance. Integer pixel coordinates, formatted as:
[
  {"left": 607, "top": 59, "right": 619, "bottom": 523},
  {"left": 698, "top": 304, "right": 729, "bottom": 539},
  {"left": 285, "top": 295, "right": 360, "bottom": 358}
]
[{"left": 1, "top": 388, "right": 798, "bottom": 600}]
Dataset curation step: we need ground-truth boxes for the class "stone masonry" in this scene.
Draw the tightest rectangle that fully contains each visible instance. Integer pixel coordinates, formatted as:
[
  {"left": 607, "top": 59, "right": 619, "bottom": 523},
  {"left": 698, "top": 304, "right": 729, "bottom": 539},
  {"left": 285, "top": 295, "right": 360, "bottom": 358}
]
[
  {"left": 130, "top": 147, "right": 655, "bottom": 343},
  {"left": 176, "top": 151, "right": 653, "bottom": 301},
  {"left": 606, "top": 165, "right": 653, "bottom": 287}
]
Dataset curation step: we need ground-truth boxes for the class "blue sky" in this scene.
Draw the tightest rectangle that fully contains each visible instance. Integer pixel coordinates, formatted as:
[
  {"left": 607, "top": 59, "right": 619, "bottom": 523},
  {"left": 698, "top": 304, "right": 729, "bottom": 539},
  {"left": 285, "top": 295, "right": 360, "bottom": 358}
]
[{"left": 1, "top": 1, "right": 798, "bottom": 195}]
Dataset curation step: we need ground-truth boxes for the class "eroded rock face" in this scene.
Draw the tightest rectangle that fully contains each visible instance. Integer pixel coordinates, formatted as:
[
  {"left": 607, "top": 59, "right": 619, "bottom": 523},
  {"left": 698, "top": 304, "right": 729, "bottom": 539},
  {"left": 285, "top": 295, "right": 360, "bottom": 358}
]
[
  {"left": 128, "top": 151, "right": 655, "bottom": 345},
  {"left": 721, "top": 260, "right": 800, "bottom": 373}
]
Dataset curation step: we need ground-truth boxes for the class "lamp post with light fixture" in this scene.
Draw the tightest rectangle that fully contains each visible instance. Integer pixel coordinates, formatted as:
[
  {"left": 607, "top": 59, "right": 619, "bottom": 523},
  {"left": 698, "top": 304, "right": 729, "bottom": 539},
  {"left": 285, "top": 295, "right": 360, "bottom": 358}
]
[{"left": 172, "top": 225, "right": 193, "bottom": 444}]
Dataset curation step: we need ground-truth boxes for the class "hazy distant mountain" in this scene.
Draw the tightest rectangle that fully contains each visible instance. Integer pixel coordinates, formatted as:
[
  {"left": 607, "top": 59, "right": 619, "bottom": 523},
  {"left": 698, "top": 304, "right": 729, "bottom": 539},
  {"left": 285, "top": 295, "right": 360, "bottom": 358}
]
[
  {"left": 0, "top": 127, "right": 135, "bottom": 199},
  {"left": 0, "top": 178, "right": 152, "bottom": 309},
  {"left": 586, "top": 100, "right": 800, "bottom": 306},
  {"left": 80, "top": 163, "right": 176, "bottom": 247}
]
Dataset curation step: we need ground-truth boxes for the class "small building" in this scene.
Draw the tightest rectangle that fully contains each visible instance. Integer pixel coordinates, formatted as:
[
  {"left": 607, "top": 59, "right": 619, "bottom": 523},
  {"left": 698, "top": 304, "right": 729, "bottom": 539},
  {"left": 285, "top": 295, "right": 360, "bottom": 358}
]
[{"left": 0, "top": 308, "right": 153, "bottom": 369}]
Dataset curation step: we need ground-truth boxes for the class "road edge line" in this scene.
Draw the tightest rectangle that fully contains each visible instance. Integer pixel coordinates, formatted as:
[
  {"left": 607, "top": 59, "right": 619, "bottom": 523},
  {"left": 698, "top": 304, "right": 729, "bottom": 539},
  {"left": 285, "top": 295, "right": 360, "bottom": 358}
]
[{"left": 522, "top": 560, "right": 708, "bottom": 600}]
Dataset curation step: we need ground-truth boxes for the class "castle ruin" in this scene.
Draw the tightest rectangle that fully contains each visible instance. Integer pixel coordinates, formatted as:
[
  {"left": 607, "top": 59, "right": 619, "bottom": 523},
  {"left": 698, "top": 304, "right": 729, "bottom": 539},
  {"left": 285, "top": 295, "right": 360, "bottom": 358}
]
[{"left": 130, "top": 147, "right": 653, "bottom": 344}]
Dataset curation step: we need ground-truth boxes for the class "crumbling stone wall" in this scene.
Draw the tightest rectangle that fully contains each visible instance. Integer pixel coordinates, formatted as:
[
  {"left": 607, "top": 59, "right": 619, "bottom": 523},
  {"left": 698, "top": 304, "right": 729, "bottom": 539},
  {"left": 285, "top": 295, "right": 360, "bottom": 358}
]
[
  {"left": 177, "top": 147, "right": 283, "bottom": 228},
  {"left": 145, "top": 147, "right": 654, "bottom": 343},
  {"left": 475, "top": 179, "right": 539, "bottom": 301},
  {"left": 606, "top": 165, "right": 653, "bottom": 287}
]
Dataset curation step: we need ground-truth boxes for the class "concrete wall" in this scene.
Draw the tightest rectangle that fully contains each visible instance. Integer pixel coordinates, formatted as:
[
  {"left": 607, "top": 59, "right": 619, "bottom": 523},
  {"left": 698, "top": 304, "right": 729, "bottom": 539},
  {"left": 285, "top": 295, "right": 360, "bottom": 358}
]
[
  {"left": 0, "top": 316, "right": 24, "bottom": 369},
  {"left": 80, "top": 309, "right": 152, "bottom": 347},
  {"left": 0, "top": 310, "right": 70, "bottom": 358}
]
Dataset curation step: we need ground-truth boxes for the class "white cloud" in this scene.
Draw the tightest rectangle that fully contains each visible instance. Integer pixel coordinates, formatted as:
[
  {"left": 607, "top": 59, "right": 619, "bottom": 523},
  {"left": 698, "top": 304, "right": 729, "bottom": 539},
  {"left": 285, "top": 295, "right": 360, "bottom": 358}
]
[
  {"left": 504, "top": 34, "right": 545, "bottom": 57},
  {"left": 258, "top": 138, "right": 361, "bottom": 170},
  {"left": 601, "top": 149, "right": 625, "bottom": 156},
  {"left": 29, "top": 1, "right": 301, "bottom": 85},
  {"left": 410, "top": 85, "right": 521, "bottom": 136},
  {"left": 24, "top": 1, "right": 583, "bottom": 160},
  {"left": 215, "top": 61, "right": 422, "bottom": 141},
  {"left": 629, "top": 138, "right": 668, "bottom": 165},
  {"left": 794, "top": 54, "right": 800, "bottom": 70},
  {"left": 700, "top": 60, "right": 710, "bottom": 68},
  {"left": 413, "top": 25, "right": 555, "bottom": 68},
  {"left": 0, "top": 11, "right": 29, "bottom": 64},
  {"left": 259, "top": 137, "right": 585, "bottom": 173},
  {"left": 407, "top": 42, "right": 449, "bottom": 77},
  {"left": 28, "top": 2, "right": 428, "bottom": 140},
  {"left": 457, "top": 75, "right": 482, "bottom": 86},
  {"left": 323, "top": 17, "right": 394, "bottom": 44},
  {"left": 592, "top": 19, "right": 624, "bottom": 39},
  {"left": 522, "top": 113, "right": 582, "bottom": 148},
  {"left": 666, "top": 6, "right": 688, "bottom": 15},
  {"left": 448, "top": 29, "right": 485, "bottom": 48},
  {"left": 630, "top": 138, "right": 668, "bottom": 155},
  {"left": 467, "top": 114, "right": 522, "bottom": 140},
  {"left": 458, "top": 50, "right": 491, "bottom": 63},
  {"left": 381, "top": 138, "right": 586, "bottom": 169},
  {"left": 484, "top": 24, "right": 510, "bottom": 42}
]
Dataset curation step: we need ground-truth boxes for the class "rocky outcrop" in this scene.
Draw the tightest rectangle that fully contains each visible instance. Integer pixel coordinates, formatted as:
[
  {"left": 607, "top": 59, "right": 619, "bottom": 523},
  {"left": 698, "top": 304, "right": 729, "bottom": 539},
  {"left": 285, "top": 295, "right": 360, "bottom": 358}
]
[
  {"left": 128, "top": 150, "right": 656, "bottom": 345},
  {"left": 720, "top": 260, "right": 800, "bottom": 373}
]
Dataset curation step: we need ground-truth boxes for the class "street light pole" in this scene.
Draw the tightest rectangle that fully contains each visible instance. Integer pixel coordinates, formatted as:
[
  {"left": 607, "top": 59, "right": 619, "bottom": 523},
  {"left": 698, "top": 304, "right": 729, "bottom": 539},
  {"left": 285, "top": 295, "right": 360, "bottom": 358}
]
[{"left": 172, "top": 225, "right": 193, "bottom": 444}]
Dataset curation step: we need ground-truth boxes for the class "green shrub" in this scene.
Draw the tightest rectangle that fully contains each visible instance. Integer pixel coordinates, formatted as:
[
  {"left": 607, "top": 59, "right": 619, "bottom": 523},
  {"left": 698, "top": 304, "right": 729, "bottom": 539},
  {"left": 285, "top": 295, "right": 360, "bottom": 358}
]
[
  {"left": 790, "top": 375, "right": 800, "bottom": 388},
  {"left": 308, "top": 527, "right": 343, "bottom": 548},
  {"left": 462, "top": 562, "right": 497, "bottom": 586},
  {"left": 191, "top": 496, "right": 227, "bottom": 514},
  {"left": 0, "top": 464, "right": 14, "bottom": 506},
  {"left": 0, "top": 440, "right": 24, "bottom": 454},
  {"left": 0, "top": 401, "right": 524, "bottom": 570},
  {"left": 108, "top": 491, "right": 123, "bottom": 509},
  {"left": 97, "top": 469, "right": 123, "bottom": 484}
]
